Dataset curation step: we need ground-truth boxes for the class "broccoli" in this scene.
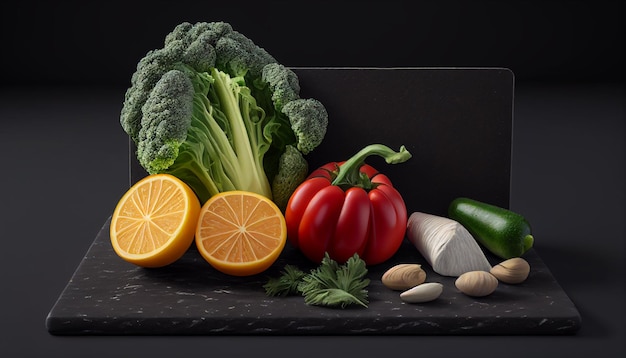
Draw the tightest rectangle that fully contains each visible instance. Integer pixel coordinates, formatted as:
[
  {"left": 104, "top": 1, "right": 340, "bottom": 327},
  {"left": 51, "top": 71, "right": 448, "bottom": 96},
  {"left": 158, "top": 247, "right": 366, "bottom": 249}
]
[
  {"left": 261, "top": 63, "right": 300, "bottom": 111},
  {"left": 137, "top": 69, "right": 194, "bottom": 174},
  {"left": 120, "top": 21, "right": 328, "bottom": 208},
  {"left": 271, "top": 145, "right": 309, "bottom": 210},
  {"left": 282, "top": 98, "right": 329, "bottom": 155}
]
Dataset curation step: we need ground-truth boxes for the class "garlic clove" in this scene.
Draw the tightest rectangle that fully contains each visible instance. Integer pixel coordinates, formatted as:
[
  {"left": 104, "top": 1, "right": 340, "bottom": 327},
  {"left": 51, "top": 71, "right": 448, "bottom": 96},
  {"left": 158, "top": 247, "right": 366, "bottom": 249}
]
[
  {"left": 455, "top": 271, "right": 498, "bottom": 297},
  {"left": 400, "top": 282, "right": 444, "bottom": 303},
  {"left": 490, "top": 257, "right": 530, "bottom": 284},
  {"left": 382, "top": 264, "right": 427, "bottom": 291}
]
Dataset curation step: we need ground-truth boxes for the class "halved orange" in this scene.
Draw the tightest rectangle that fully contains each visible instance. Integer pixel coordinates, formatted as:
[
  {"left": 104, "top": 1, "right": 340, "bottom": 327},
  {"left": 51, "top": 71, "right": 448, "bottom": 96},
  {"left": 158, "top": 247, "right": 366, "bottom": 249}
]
[
  {"left": 110, "top": 174, "right": 201, "bottom": 268},
  {"left": 195, "top": 191, "right": 287, "bottom": 276}
]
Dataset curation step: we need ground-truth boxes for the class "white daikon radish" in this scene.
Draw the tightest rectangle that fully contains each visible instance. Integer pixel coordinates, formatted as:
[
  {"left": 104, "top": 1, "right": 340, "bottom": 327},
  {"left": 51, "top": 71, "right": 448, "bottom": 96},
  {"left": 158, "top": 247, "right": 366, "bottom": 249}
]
[{"left": 406, "top": 212, "right": 492, "bottom": 277}]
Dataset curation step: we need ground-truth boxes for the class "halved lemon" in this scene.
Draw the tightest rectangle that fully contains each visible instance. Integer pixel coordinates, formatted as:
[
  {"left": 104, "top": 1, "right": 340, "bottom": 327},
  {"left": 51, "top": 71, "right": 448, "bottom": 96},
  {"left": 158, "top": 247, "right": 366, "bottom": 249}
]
[
  {"left": 110, "top": 174, "right": 201, "bottom": 268},
  {"left": 195, "top": 191, "right": 287, "bottom": 276}
]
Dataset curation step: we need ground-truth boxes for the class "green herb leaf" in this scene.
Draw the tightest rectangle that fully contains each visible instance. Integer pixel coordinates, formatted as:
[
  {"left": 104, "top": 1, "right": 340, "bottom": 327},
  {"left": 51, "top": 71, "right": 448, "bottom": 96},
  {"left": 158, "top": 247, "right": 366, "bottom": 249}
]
[
  {"left": 298, "top": 253, "right": 369, "bottom": 308},
  {"left": 263, "top": 265, "right": 307, "bottom": 297}
]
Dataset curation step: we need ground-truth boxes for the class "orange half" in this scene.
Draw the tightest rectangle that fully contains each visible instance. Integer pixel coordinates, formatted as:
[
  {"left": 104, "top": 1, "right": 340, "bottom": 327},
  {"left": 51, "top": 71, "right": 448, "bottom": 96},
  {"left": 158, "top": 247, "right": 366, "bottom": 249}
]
[
  {"left": 110, "top": 174, "right": 201, "bottom": 268},
  {"left": 195, "top": 191, "right": 287, "bottom": 276}
]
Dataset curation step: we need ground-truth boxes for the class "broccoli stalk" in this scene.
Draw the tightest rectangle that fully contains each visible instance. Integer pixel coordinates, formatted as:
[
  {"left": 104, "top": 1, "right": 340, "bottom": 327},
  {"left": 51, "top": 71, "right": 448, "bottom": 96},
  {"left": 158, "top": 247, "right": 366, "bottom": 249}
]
[
  {"left": 138, "top": 64, "right": 280, "bottom": 202},
  {"left": 121, "top": 22, "right": 328, "bottom": 207},
  {"left": 208, "top": 68, "right": 272, "bottom": 197}
]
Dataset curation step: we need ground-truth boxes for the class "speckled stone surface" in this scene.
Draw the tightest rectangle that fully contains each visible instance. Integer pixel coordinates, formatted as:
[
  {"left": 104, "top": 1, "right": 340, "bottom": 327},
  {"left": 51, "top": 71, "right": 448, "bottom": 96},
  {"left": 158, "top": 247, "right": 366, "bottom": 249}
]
[{"left": 46, "top": 217, "right": 581, "bottom": 335}]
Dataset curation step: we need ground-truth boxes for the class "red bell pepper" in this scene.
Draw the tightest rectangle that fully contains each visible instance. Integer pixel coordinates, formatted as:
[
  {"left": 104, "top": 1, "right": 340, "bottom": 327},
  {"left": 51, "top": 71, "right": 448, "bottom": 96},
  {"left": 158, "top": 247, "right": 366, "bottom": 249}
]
[{"left": 285, "top": 144, "right": 412, "bottom": 265}]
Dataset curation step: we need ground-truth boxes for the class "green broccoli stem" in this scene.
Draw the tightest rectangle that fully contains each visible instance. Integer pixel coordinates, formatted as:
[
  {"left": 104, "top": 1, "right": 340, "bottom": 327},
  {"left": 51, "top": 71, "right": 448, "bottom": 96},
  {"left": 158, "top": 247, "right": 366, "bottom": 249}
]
[
  {"left": 167, "top": 156, "right": 221, "bottom": 203},
  {"left": 331, "top": 144, "right": 412, "bottom": 189},
  {"left": 210, "top": 68, "right": 272, "bottom": 199}
]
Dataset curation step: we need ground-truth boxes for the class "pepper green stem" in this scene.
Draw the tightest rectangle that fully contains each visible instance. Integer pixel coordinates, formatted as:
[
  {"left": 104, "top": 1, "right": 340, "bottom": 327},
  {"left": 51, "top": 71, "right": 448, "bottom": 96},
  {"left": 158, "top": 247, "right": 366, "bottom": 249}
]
[{"left": 331, "top": 144, "right": 412, "bottom": 188}]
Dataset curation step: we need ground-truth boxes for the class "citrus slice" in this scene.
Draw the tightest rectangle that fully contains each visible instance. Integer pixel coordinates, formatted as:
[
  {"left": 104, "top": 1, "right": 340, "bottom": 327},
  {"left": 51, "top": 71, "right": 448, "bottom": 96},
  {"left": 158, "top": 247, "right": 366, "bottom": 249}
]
[
  {"left": 110, "top": 174, "right": 201, "bottom": 268},
  {"left": 195, "top": 191, "right": 287, "bottom": 276}
]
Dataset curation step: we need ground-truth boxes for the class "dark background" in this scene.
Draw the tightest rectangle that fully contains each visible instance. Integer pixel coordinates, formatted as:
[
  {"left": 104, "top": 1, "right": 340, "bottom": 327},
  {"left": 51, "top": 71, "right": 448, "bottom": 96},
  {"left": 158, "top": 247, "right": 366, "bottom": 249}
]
[
  {"left": 0, "top": 1, "right": 624, "bottom": 357},
  {"left": 0, "top": 0, "right": 623, "bottom": 89}
]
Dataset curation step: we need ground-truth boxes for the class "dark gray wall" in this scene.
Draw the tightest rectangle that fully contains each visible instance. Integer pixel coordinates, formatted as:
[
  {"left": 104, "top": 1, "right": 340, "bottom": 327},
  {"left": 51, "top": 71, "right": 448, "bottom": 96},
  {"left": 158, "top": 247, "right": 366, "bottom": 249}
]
[{"left": 1, "top": 0, "right": 623, "bottom": 88}]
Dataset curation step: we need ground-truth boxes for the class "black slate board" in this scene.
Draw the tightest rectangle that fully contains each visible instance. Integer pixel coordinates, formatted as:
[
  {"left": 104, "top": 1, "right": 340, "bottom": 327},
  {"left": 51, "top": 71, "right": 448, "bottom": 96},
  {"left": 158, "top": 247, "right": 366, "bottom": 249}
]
[
  {"left": 47, "top": 68, "right": 581, "bottom": 335},
  {"left": 46, "top": 217, "right": 581, "bottom": 335}
]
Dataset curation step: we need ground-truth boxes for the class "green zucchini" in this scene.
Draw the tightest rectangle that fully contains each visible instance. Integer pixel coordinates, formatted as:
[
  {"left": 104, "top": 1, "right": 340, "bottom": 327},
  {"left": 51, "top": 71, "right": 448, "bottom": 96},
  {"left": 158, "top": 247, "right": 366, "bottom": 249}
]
[{"left": 448, "top": 197, "right": 534, "bottom": 259}]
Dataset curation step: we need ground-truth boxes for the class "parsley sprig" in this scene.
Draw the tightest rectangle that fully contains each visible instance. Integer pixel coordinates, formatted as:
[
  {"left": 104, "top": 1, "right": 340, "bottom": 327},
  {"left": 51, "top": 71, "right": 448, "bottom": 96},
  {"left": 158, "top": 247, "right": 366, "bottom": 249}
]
[
  {"left": 263, "top": 265, "right": 307, "bottom": 297},
  {"left": 264, "top": 253, "right": 370, "bottom": 308}
]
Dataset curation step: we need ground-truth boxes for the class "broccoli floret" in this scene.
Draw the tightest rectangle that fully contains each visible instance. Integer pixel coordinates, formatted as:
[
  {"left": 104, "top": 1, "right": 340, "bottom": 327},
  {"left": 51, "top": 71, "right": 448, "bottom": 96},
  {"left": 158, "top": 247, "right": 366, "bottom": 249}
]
[
  {"left": 163, "top": 22, "right": 194, "bottom": 44},
  {"left": 121, "top": 41, "right": 187, "bottom": 142},
  {"left": 261, "top": 63, "right": 300, "bottom": 111},
  {"left": 214, "top": 32, "right": 277, "bottom": 79},
  {"left": 182, "top": 33, "right": 217, "bottom": 73},
  {"left": 272, "top": 145, "right": 309, "bottom": 211},
  {"left": 164, "top": 21, "right": 232, "bottom": 48},
  {"left": 120, "top": 21, "right": 329, "bottom": 206},
  {"left": 281, "top": 98, "right": 329, "bottom": 155},
  {"left": 137, "top": 69, "right": 194, "bottom": 173}
]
